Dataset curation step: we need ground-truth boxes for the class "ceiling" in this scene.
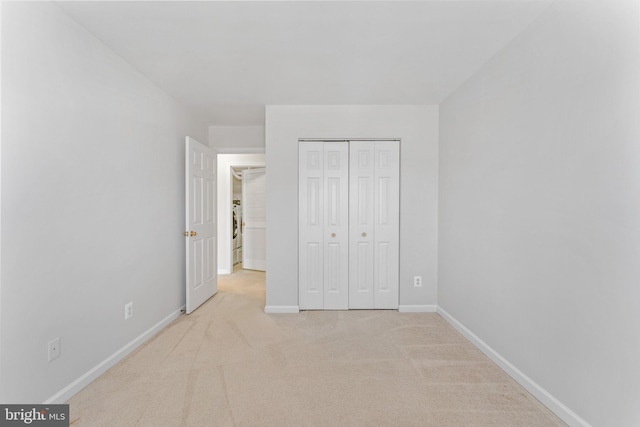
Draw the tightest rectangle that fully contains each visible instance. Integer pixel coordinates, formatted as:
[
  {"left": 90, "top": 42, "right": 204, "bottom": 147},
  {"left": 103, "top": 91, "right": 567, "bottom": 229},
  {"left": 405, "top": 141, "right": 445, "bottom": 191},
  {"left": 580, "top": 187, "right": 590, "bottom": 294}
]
[{"left": 56, "top": 1, "right": 552, "bottom": 126}]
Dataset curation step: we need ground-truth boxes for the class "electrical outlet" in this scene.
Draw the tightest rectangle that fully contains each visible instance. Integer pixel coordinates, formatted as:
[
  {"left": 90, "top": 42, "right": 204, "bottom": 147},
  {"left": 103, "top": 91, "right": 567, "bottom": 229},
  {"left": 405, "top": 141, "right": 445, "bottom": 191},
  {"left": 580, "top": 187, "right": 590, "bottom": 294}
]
[
  {"left": 413, "top": 276, "right": 422, "bottom": 287},
  {"left": 124, "top": 302, "right": 133, "bottom": 320},
  {"left": 48, "top": 338, "right": 61, "bottom": 362}
]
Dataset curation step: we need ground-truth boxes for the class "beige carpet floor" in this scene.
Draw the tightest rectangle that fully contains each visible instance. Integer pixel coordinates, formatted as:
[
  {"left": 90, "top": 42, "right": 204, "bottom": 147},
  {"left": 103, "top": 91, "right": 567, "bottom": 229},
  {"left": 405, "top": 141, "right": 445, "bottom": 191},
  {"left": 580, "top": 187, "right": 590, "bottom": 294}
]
[{"left": 68, "top": 266, "right": 565, "bottom": 426}]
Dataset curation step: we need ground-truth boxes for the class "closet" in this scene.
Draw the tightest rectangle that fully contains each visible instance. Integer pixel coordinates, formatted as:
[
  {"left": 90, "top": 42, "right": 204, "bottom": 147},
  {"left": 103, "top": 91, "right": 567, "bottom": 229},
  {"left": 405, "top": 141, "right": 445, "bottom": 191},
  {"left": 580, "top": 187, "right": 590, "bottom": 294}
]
[{"left": 298, "top": 140, "right": 400, "bottom": 310}]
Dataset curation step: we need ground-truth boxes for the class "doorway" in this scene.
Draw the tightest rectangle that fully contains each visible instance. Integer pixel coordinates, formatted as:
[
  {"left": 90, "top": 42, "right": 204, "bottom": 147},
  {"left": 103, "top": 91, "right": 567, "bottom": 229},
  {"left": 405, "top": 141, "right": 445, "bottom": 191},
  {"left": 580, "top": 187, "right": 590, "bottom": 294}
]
[
  {"left": 217, "top": 153, "right": 266, "bottom": 275},
  {"left": 231, "top": 166, "right": 266, "bottom": 271}
]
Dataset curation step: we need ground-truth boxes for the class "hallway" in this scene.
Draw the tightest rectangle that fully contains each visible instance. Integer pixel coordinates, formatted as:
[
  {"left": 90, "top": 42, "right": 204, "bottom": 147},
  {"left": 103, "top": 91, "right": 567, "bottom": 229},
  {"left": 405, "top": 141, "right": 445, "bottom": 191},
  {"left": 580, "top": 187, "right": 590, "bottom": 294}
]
[{"left": 68, "top": 268, "right": 563, "bottom": 426}]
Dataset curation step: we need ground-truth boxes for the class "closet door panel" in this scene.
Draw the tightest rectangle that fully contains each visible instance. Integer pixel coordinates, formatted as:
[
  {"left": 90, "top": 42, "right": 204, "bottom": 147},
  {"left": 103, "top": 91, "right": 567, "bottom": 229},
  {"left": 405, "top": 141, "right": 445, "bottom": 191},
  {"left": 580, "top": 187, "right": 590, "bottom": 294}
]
[
  {"left": 323, "top": 142, "right": 349, "bottom": 310},
  {"left": 349, "top": 141, "right": 375, "bottom": 309},
  {"left": 299, "top": 143, "right": 324, "bottom": 309},
  {"left": 301, "top": 140, "right": 399, "bottom": 311},
  {"left": 374, "top": 141, "right": 400, "bottom": 309}
]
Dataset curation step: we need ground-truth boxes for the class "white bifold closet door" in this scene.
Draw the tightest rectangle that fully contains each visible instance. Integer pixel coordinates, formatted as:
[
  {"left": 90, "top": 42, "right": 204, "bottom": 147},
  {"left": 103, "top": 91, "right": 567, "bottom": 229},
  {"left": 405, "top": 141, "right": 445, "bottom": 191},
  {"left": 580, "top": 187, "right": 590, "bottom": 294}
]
[
  {"left": 299, "top": 140, "right": 399, "bottom": 310},
  {"left": 349, "top": 141, "right": 399, "bottom": 309},
  {"left": 299, "top": 142, "right": 349, "bottom": 310}
]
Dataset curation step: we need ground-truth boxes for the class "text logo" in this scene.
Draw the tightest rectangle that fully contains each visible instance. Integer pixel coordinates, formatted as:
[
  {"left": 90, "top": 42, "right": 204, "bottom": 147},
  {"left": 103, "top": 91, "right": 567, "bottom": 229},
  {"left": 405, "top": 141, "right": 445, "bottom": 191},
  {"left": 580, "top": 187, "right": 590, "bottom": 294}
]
[{"left": 0, "top": 405, "right": 68, "bottom": 427}]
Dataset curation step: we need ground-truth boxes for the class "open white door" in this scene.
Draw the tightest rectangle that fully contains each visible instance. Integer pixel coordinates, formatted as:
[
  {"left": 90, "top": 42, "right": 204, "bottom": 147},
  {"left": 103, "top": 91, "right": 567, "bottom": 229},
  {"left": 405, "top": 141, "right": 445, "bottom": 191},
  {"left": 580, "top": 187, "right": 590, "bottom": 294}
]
[
  {"left": 185, "top": 137, "right": 217, "bottom": 314},
  {"left": 242, "top": 168, "right": 266, "bottom": 271}
]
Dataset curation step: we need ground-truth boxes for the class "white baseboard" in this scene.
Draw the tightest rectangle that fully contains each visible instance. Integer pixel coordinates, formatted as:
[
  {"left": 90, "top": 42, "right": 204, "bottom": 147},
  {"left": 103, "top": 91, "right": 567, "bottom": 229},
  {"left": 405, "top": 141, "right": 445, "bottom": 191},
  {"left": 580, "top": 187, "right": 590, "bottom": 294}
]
[
  {"left": 264, "top": 305, "right": 437, "bottom": 313},
  {"left": 264, "top": 305, "right": 299, "bottom": 314},
  {"left": 398, "top": 304, "right": 438, "bottom": 313},
  {"left": 45, "top": 306, "right": 185, "bottom": 404},
  {"left": 437, "top": 307, "right": 590, "bottom": 427},
  {"left": 218, "top": 268, "right": 232, "bottom": 275}
]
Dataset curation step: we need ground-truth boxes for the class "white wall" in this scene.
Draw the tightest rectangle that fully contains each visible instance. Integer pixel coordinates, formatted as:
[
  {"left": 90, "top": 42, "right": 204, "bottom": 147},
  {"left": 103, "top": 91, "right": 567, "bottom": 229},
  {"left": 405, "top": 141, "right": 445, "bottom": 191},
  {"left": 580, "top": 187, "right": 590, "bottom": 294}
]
[
  {"left": 209, "top": 126, "right": 265, "bottom": 153},
  {"left": 0, "top": 2, "right": 207, "bottom": 403},
  {"left": 217, "top": 153, "right": 266, "bottom": 274},
  {"left": 265, "top": 105, "right": 439, "bottom": 312},
  {"left": 439, "top": 1, "right": 640, "bottom": 425}
]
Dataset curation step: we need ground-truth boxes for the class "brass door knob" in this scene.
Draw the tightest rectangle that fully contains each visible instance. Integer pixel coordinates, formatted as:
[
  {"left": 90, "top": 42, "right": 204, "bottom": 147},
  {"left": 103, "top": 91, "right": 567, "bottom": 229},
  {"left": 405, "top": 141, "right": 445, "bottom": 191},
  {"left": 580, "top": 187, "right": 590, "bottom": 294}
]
[
  {"left": 190, "top": 231, "right": 197, "bottom": 237},
  {"left": 331, "top": 233, "right": 336, "bottom": 238},
  {"left": 183, "top": 231, "right": 189, "bottom": 237},
  {"left": 362, "top": 232, "right": 367, "bottom": 237}
]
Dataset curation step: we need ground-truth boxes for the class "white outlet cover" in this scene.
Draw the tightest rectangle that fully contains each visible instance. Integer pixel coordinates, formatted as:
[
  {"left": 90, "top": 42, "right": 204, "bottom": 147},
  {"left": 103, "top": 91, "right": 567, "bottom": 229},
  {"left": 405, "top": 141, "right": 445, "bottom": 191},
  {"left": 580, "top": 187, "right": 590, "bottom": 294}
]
[{"left": 125, "top": 302, "right": 133, "bottom": 320}]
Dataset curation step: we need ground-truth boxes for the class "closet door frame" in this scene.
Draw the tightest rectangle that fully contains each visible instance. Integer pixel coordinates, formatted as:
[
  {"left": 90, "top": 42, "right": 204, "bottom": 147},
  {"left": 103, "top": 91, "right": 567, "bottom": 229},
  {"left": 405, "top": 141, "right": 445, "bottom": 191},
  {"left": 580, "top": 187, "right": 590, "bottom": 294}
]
[{"left": 299, "top": 139, "right": 399, "bottom": 310}]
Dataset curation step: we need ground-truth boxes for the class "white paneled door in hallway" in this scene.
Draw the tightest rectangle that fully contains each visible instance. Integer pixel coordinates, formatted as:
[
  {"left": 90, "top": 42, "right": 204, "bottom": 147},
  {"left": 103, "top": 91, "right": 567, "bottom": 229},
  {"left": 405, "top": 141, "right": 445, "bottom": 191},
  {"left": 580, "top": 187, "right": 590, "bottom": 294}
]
[
  {"left": 185, "top": 137, "right": 217, "bottom": 314},
  {"left": 242, "top": 168, "right": 267, "bottom": 271}
]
